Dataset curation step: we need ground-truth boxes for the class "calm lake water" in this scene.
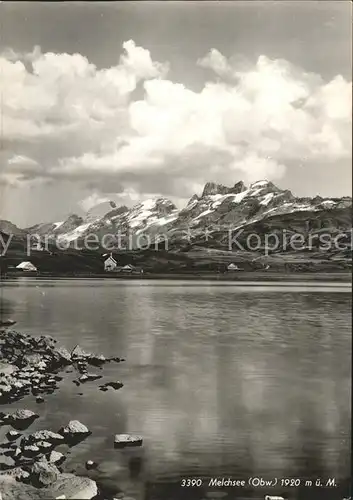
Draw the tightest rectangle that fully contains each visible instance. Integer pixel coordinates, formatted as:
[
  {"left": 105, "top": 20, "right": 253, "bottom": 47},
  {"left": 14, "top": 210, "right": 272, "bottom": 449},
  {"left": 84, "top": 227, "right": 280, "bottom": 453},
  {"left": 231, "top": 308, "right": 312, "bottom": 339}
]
[{"left": 0, "top": 279, "right": 351, "bottom": 500}]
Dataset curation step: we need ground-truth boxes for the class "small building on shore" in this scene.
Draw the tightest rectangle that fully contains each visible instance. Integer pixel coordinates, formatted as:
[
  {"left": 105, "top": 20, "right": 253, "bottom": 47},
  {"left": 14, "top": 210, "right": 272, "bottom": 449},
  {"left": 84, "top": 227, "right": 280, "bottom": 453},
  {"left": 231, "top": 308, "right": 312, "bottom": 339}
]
[
  {"left": 16, "top": 261, "right": 37, "bottom": 272},
  {"left": 121, "top": 264, "right": 134, "bottom": 273},
  {"left": 104, "top": 254, "right": 117, "bottom": 272},
  {"left": 117, "top": 264, "right": 143, "bottom": 274},
  {"left": 227, "top": 263, "right": 241, "bottom": 271}
]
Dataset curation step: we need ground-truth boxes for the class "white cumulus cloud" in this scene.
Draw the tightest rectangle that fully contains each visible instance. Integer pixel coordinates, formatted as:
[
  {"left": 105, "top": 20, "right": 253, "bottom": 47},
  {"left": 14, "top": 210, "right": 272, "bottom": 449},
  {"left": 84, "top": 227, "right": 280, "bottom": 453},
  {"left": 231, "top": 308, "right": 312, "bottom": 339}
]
[{"left": 0, "top": 42, "right": 351, "bottom": 205}]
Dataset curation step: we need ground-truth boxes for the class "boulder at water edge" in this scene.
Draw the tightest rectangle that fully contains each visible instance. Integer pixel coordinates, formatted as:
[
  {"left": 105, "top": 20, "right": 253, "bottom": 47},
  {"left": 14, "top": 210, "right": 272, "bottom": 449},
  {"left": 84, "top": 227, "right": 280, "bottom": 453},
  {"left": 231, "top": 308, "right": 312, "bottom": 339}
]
[
  {"left": 59, "top": 420, "right": 91, "bottom": 445},
  {"left": 6, "top": 409, "right": 39, "bottom": 430},
  {"left": 0, "top": 473, "right": 98, "bottom": 499}
]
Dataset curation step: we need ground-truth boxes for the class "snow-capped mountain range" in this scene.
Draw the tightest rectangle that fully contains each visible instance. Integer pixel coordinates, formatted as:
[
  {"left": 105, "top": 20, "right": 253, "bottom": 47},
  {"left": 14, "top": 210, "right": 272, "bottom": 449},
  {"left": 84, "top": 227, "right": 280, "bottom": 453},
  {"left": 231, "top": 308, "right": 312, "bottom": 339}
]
[
  {"left": 17, "top": 179, "right": 351, "bottom": 252},
  {"left": 0, "top": 179, "right": 350, "bottom": 260}
]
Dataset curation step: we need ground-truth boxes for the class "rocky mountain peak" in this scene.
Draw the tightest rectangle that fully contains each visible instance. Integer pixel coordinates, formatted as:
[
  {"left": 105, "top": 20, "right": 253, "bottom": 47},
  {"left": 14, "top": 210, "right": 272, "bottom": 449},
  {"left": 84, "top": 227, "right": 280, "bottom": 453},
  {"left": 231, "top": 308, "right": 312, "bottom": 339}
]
[
  {"left": 0, "top": 220, "right": 25, "bottom": 235},
  {"left": 201, "top": 182, "right": 230, "bottom": 197},
  {"left": 187, "top": 194, "right": 200, "bottom": 206},
  {"left": 229, "top": 181, "right": 247, "bottom": 194},
  {"left": 66, "top": 214, "right": 84, "bottom": 224},
  {"left": 201, "top": 180, "right": 248, "bottom": 197},
  {"left": 85, "top": 200, "right": 119, "bottom": 223}
]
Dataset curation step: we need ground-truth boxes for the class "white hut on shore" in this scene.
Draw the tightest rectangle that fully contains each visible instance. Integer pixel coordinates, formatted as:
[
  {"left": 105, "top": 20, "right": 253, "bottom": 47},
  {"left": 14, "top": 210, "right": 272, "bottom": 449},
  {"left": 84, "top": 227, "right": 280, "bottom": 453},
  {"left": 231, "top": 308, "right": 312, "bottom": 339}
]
[
  {"left": 121, "top": 264, "right": 134, "bottom": 273},
  {"left": 227, "top": 263, "right": 240, "bottom": 271},
  {"left": 16, "top": 261, "right": 37, "bottom": 272},
  {"left": 104, "top": 254, "right": 117, "bottom": 272}
]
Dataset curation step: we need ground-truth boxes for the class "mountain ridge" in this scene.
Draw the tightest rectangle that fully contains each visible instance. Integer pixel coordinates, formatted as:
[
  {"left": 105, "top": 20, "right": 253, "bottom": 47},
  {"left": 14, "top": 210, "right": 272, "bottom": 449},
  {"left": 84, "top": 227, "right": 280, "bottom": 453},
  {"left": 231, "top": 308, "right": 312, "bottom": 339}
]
[{"left": 0, "top": 179, "right": 351, "bottom": 262}]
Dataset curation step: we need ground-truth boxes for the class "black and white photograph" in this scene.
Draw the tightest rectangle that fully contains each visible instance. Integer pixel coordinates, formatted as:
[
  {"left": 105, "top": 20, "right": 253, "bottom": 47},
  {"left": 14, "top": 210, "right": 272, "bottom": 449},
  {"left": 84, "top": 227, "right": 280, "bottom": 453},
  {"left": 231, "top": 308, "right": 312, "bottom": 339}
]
[{"left": 0, "top": 1, "right": 351, "bottom": 499}]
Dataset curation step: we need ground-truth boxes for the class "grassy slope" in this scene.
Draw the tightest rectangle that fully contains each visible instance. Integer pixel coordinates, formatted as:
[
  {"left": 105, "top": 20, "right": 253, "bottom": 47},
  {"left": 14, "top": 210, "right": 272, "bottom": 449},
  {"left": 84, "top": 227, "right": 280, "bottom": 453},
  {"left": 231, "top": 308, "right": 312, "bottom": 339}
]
[{"left": 0, "top": 230, "right": 351, "bottom": 276}]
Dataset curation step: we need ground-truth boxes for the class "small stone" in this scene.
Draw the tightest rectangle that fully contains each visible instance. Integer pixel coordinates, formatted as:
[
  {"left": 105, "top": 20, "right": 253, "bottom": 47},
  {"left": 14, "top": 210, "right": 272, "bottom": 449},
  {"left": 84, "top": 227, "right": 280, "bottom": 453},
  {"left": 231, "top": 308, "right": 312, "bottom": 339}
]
[
  {"left": 22, "top": 444, "right": 40, "bottom": 457},
  {"left": 36, "top": 440, "right": 53, "bottom": 451},
  {"left": 79, "top": 373, "right": 102, "bottom": 383},
  {"left": 36, "top": 396, "right": 44, "bottom": 403},
  {"left": 85, "top": 459, "right": 97, "bottom": 470},
  {"left": 48, "top": 450, "right": 65, "bottom": 465},
  {"left": 22, "top": 353, "right": 42, "bottom": 366},
  {"left": 88, "top": 354, "right": 106, "bottom": 366},
  {"left": 0, "top": 385, "right": 12, "bottom": 393},
  {"left": 6, "top": 430, "right": 21, "bottom": 441},
  {"left": 71, "top": 344, "right": 90, "bottom": 360},
  {"left": 110, "top": 356, "right": 124, "bottom": 363},
  {"left": 0, "top": 456, "right": 15, "bottom": 470},
  {"left": 13, "top": 381, "right": 24, "bottom": 389},
  {"left": 100, "top": 381, "right": 124, "bottom": 390},
  {"left": 53, "top": 346, "right": 72, "bottom": 366}
]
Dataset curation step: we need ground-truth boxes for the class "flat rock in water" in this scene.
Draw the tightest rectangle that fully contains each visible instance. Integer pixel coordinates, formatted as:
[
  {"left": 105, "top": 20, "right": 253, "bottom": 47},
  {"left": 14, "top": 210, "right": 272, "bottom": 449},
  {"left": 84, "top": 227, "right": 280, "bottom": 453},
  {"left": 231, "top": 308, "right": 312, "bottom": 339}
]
[
  {"left": 114, "top": 434, "right": 143, "bottom": 448},
  {"left": 22, "top": 445, "right": 40, "bottom": 457},
  {"left": 70, "top": 345, "right": 90, "bottom": 360},
  {"left": 78, "top": 373, "right": 102, "bottom": 383},
  {"left": 87, "top": 354, "right": 106, "bottom": 366},
  {"left": 7, "top": 410, "right": 39, "bottom": 430},
  {"left": 9, "top": 409, "right": 38, "bottom": 421},
  {"left": 100, "top": 381, "right": 124, "bottom": 390},
  {"left": 110, "top": 357, "right": 124, "bottom": 363},
  {"left": 0, "top": 320, "right": 16, "bottom": 327},
  {"left": 27, "top": 430, "right": 64, "bottom": 445}
]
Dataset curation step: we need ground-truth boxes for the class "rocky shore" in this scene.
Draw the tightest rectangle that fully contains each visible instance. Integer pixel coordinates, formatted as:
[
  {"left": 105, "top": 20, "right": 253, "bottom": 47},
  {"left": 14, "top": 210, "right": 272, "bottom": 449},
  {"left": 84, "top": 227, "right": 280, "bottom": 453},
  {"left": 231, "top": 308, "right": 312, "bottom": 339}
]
[{"left": 0, "top": 325, "right": 142, "bottom": 499}]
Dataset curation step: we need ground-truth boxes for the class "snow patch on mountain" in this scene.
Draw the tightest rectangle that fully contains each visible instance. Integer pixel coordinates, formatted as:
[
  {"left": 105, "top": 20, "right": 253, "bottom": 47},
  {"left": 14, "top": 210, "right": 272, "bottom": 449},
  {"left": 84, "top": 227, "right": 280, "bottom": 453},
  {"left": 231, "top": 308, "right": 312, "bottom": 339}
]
[
  {"left": 57, "top": 222, "right": 92, "bottom": 242},
  {"left": 85, "top": 200, "right": 118, "bottom": 223},
  {"left": 260, "top": 193, "right": 275, "bottom": 206}
]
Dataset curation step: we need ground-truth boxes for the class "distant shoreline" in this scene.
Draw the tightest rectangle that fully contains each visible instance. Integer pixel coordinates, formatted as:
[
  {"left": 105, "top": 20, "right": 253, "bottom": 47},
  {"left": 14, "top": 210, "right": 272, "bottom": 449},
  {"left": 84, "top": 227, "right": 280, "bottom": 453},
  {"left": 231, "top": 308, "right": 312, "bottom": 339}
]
[{"left": 1, "top": 271, "right": 351, "bottom": 283}]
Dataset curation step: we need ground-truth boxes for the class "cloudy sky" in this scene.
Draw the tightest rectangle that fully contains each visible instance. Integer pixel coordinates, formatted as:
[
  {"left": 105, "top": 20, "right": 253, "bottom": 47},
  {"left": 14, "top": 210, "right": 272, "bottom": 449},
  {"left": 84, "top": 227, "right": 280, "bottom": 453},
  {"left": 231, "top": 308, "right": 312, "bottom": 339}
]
[{"left": 0, "top": 1, "right": 351, "bottom": 226}]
